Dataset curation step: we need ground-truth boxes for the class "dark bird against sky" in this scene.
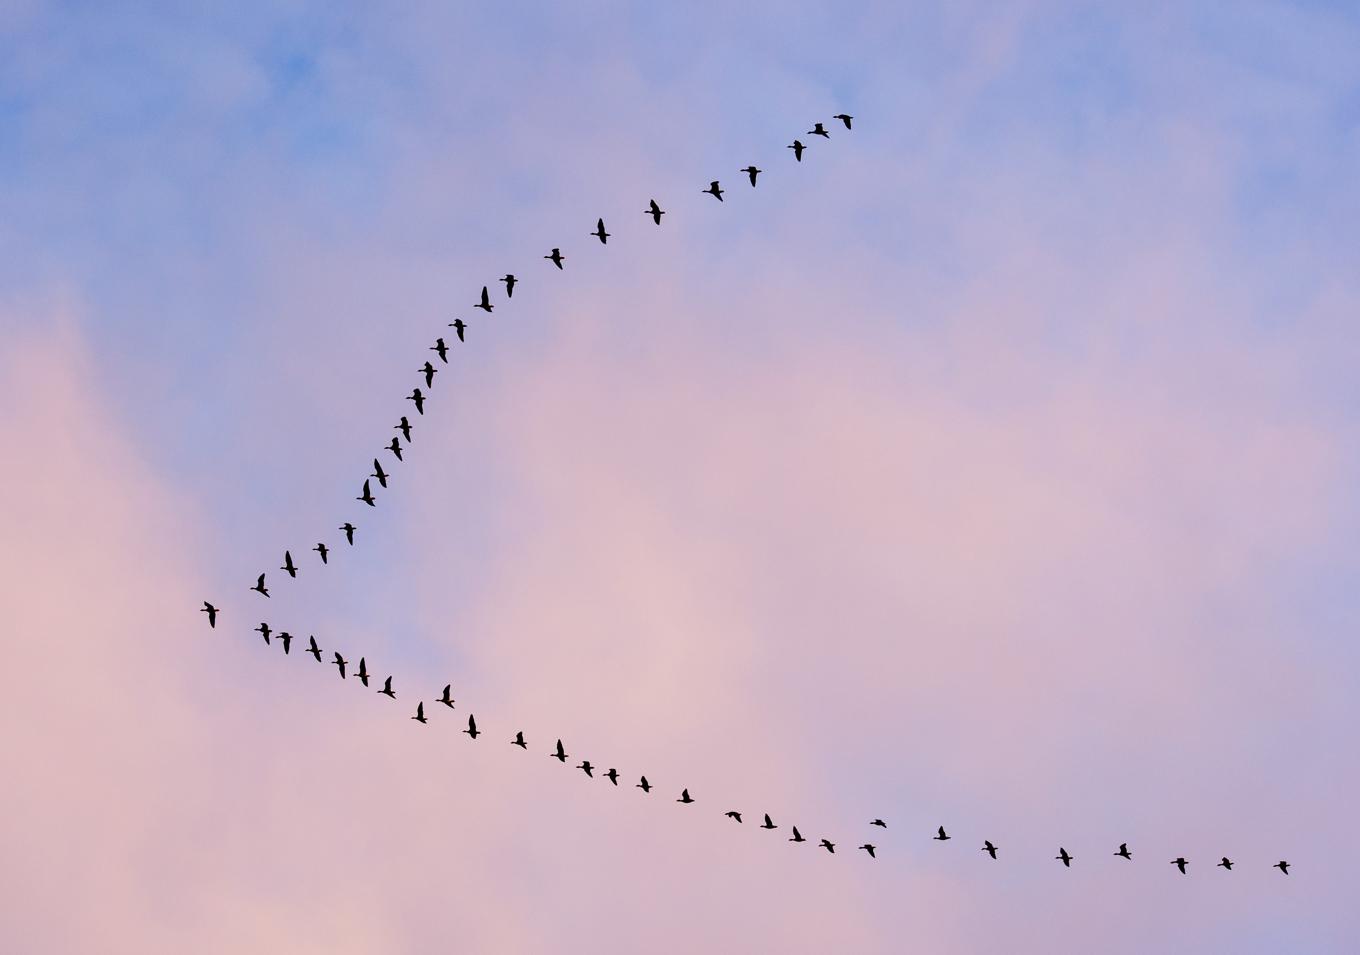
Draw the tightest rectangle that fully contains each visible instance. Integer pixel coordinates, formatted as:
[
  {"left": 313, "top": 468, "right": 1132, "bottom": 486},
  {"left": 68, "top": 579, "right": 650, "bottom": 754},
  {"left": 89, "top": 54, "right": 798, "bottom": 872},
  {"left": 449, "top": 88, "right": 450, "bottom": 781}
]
[
  {"left": 592, "top": 218, "right": 610, "bottom": 244},
  {"left": 251, "top": 573, "right": 269, "bottom": 598},
  {"left": 200, "top": 601, "right": 217, "bottom": 627},
  {"left": 475, "top": 286, "right": 493, "bottom": 312},
  {"left": 545, "top": 248, "right": 564, "bottom": 269},
  {"left": 501, "top": 274, "right": 516, "bottom": 297},
  {"left": 646, "top": 199, "right": 664, "bottom": 224},
  {"left": 741, "top": 165, "right": 760, "bottom": 186},
  {"left": 788, "top": 139, "right": 805, "bottom": 161},
  {"left": 704, "top": 180, "right": 724, "bottom": 202},
  {"left": 340, "top": 522, "right": 356, "bottom": 545},
  {"left": 281, "top": 550, "right": 296, "bottom": 578}
]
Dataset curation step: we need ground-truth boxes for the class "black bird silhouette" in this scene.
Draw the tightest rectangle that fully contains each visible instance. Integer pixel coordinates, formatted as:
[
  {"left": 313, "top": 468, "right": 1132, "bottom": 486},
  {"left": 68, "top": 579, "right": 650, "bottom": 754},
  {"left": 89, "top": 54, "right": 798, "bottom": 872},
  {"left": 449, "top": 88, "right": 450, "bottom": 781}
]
[
  {"left": 201, "top": 601, "right": 218, "bottom": 627},
  {"left": 789, "top": 826, "right": 806, "bottom": 843},
  {"left": 464, "top": 714, "right": 480, "bottom": 739},
  {"left": 677, "top": 789, "right": 694, "bottom": 804},
  {"left": 306, "top": 635, "right": 322, "bottom": 662},
  {"left": 251, "top": 573, "right": 269, "bottom": 597},
  {"left": 420, "top": 361, "right": 437, "bottom": 388},
  {"left": 387, "top": 437, "right": 403, "bottom": 462},
  {"left": 553, "top": 740, "right": 568, "bottom": 763},
  {"left": 379, "top": 676, "right": 395, "bottom": 698},
  {"left": 355, "top": 657, "right": 370, "bottom": 687},
  {"left": 860, "top": 844, "right": 876, "bottom": 858},
  {"left": 592, "top": 218, "right": 610, "bottom": 244},
  {"left": 475, "top": 286, "right": 493, "bottom": 312},
  {"left": 1115, "top": 843, "right": 1133, "bottom": 859},
  {"left": 761, "top": 814, "right": 777, "bottom": 830},
  {"left": 870, "top": 819, "right": 887, "bottom": 828},
  {"left": 1275, "top": 860, "right": 1290, "bottom": 874},
  {"left": 704, "top": 180, "right": 724, "bottom": 202},
  {"left": 255, "top": 622, "right": 271, "bottom": 644},
  {"left": 578, "top": 761, "right": 594, "bottom": 778},
  {"left": 357, "top": 479, "right": 376, "bottom": 507},
  {"left": 833, "top": 113, "right": 853, "bottom": 130},
  {"left": 545, "top": 248, "right": 564, "bottom": 269},
  {"left": 604, "top": 768, "right": 619, "bottom": 785},
  {"left": 637, "top": 776, "right": 652, "bottom": 793},
  {"left": 412, "top": 702, "right": 427, "bottom": 724},
  {"left": 725, "top": 811, "right": 743, "bottom": 823},
  {"left": 1056, "top": 847, "right": 1073, "bottom": 867},
  {"left": 820, "top": 839, "right": 835, "bottom": 854},
  {"left": 437, "top": 684, "right": 456, "bottom": 708},
  {"left": 431, "top": 337, "right": 449, "bottom": 363},
  {"left": 396, "top": 417, "right": 413, "bottom": 442},
  {"left": 340, "top": 522, "right": 356, "bottom": 545},
  {"left": 741, "top": 165, "right": 761, "bottom": 186},
  {"left": 983, "top": 840, "right": 999, "bottom": 860},
  {"left": 1171, "top": 857, "right": 1189, "bottom": 875},
  {"left": 314, "top": 542, "right": 329, "bottom": 563},
  {"left": 788, "top": 139, "right": 805, "bottom": 161},
  {"left": 646, "top": 199, "right": 665, "bottom": 224},
  {"left": 333, "top": 652, "right": 348, "bottom": 679},
  {"left": 406, "top": 388, "right": 425, "bottom": 415},
  {"left": 808, "top": 121, "right": 830, "bottom": 138},
  {"left": 933, "top": 826, "right": 950, "bottom": 842},
  {"left": 277, "top": 631, "right": 293, "bottom": 654},
  {"left": 448, "top": 318, "right": 467, "bottom": 342},
  {"left": 281, "top": 550, "right": 297, "bottom": 578},
  {"left": 512, "top": 731, "right": 528, "bottom": 749},
  {"left": 501, "top": 274, "right": 516, "bottom": 298},
  {"left": 1217, "top": 857, "right": 1233, "bottom": 870},
  {"left": 371, "top": 459, "right": 389, "bottom": 489}
]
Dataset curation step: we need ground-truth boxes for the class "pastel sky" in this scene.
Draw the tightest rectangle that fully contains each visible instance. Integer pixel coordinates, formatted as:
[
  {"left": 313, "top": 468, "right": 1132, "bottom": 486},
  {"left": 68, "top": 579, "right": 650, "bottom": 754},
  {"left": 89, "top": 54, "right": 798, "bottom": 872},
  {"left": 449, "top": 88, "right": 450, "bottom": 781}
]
[{"left": 2, "top": 2, "right": 1358, "bottom": 952}]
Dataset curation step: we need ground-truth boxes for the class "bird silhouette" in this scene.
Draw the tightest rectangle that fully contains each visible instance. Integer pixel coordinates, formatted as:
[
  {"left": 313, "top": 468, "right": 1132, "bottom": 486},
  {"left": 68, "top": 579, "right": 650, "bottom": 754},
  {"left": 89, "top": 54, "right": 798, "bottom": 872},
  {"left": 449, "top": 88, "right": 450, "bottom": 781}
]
[
  {"left": 820, "top": 839, "right": 835, "bottom": 854},
  {"left": 761, "top": 814, "right": 777, "bottom": 830},
  {"left": 1056, "top": 848, "right": 1073, "bottom": 867},
  {"left": 420, "top": 361, "right": 437, "bottom": 388},
  {"left": 833, "top": 113, "right": 853, "bottom": 129},
  {"left": 281, "top": 550, "right": 297, "bottom": 578},
  {"left": 789, "top": 827, "right": 806, "bottom": 843},
  {"left": 386, "top": 437, "right": 403, "bottom": 462},
  {"left": 379, "top": 676, "right": 395, "bottom": 698},
  {"left": 725, "top": 811, "right": 743, "bottom": 823},
  {"left": 371, "top": 459, "right": 389, "bottom": 489},
  {"left": 577, "top": 761, "right": 594, "bottom": 778},
  {"left": 255, "top": 622, "right": 271, "bottom": 644},
  {"left": 449, "top": 318, "right": 467, "bottom": 342},
  {"left": 355, "top": 657, "right": 369, "bottom": 687},
  {"left": 475, "top": 286, "right": 493, "bottom": 313},
  {"left": 592, "top": 218, "right": 610, "bottom": 244},
  {"left": 545, "top": 248, "right": 564, "bottom": 269},
  {"left": 396, "top": 417, "right": 413, "bottom": 442},
  {"left": 437, "top": 684, "right": 456, "bottom": 708},
  {"left": 314, "top": 542, "right": 329, "bottom": 563},
  {"left": 1115, "top": 843, "right": 1133, "bottom": 859},
  {"left": 933, "top": 826, "right": 950, "bottom": 842},
  {"left": 604, "top": 768, "right": 619, "bottom": 785},
  {"left": 788, "top": 139, "right": 805, "bottom": 161},
  {"left": 464, "top": 714, "right": 480, "bottom": 739},
  {"left": 704, "top": 180, "right": 724, "bottom": 202},
  {"left": 741, "top": 165, "right": 761, "bottom": 186},
  {"left": 277, "top": 631, "right": 292, "bottom": 654},
  {"left": 860, "top": 844, "right": 876, "bottom": 858},
  {"left": 1275, "top": 861, "right": 1290, "bottom": 874},
  {"left": 1217, "top": 857, "right": 1233, "bottom": 870},
  {"left": 340, "top": 522, "right": 356, "bottom": 545},
  {"left": 306, "top": 635, "right": 322, "bottom": 661},
  {"left": 431, "top": 338, "right": 449, "bottom": 363},
  {"left": 512, "top": 731, "right": 527, "bottom": 749},
  {"left": 407, "top": 388, "right": 425, "bottom": 415},
  {"left": 332, "top": 652, "right": 347, "bottom": 679},
  {"left": 808, "top": 121, "right": 830, "bottom": 139},
  {"left": 646, "top": 199, "right": 665, "bottom": 224},
  {"left": 677, "top": 789, "right": 694, "bottom": 804},
  {"left": 870, "top": 819, "right": 887, "bottom": 828},
  {"left": 251, "top": 573, "right": 269, "bottom": 597},
  {"left": 1171, "top": 857, "right": 1189, "bottom": 875},
  {"left": 983, "top": 840, "right": 999, "bottom": 860},
  {"left": 357, "top": 480, "right": 376, "bottom": 507},
  {"left": 501, "top": 274, "right": 516, "bottom": 298},
  {"left": 412, "top": 702, "right": 427, "bottom": 724},
  {"left": 637, "top": 776, "right": 652, "bottom": 793},
  {"left": 200, "top": 601, "right": 218, "bottom": 627},
  {"left": 553, "top": 740, "right": 568, "bottom": 762}
]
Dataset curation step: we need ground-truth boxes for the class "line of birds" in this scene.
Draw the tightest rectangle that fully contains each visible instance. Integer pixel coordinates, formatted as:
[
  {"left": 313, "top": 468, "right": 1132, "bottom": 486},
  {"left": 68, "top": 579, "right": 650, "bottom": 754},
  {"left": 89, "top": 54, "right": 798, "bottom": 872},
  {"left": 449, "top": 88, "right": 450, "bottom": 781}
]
[
  {"left": 240, "top": 115, "right": 855, "bottom": 599},
  {"left": 198, "top": 601, "right": 1292, "bottom": 875}
]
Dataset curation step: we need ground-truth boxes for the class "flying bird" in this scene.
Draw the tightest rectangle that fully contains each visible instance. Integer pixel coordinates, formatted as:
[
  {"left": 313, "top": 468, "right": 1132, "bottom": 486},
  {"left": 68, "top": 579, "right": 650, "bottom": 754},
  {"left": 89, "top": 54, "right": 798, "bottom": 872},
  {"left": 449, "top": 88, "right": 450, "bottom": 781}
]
[
  {"left": 281, "top": 550, "right": 297, "bottom": 578},
  {"left": 740, "top": 165, "right": 761, "bottom": 186},
  {"left": 1275, "top": 860, "right": 1290, "bottom": 874},
  {"left": 819, "top": 839, "right": 835, "bottom": 854},
  {"left": 788, "top": 139, "right": 805, "bottom": 161},
  {"left": 512, "top": 731, "right": 527, "bottom": 749},
  {"left": 677, "top": 789, "right": 694, "bottom": 804},
  {"left": 340, "top": 522, "right": 356, "bottom": 545},
  {"left": 859, "top": 844, "right": 876, "bottom": 858},
  {"left": 379, "top": 676, "right": 395, "bottom": 698},
  {"left": 789, "top": 827, "right": 806, "bottom": 843},
  {"left": 545, "top": 248, "right": 564, "bottom": 269},
  {"left": 983, "top": 841, "right": 999, "bottom": 860},
  {"left": 933, "top": 826, "right": 950, "bottom": 842},
  {"left": 646, "top": 199, "right": 664, "bottom": 224},
  {"left": 255, "top": 622, "right": 271, "bottom": 644},
  {"left": 1171, "top": 857, "right": 1189, "bottom": 875},
  {"left": 475, "top": 286, "right": 493, "bottom": 312},
  {"left": 406, "top": 388, "right": 426, "bottom": 415},
  {"left": 808, "top": 121, "right": 830, "bottom": 138},
  {"left": 637, "top": 776, "right": 652, "bottom": 793},
  {"left": 1056, "top": 847, "right": 1073, "bottom": 868},
  {"left": 592, "top": 218, "right": 610, "bottom": 244},
  {"left": 448, "top": 318, "right": 466, "bottom": 342},
  {"left": 431, "top": 338, "right": 449, "bottom": 363},
  {"left": 703, "top": 180, "right": 724, "bottom": 202},
  {"left": 1217, "top": 857, "right": 1233, "bottom": 870},
  {"left": 251, "top": 573, "right": 269, "bottom": 597},
  {"left": 314, "top": 542, "right": 329, "bottom": 563},
  {"left": 725, "top": 811, "right": 743, "bottom": 823},
  {"left": 761, "top": 814, "right": 777, "bottom": 830},
  {"left": 501, "top": 274, "right": 516, "bottom": 297},
  {"left": 553, "top": 740, "right": 568, "bottom": 763},
  {"left": 464, "top": 714, "right": 480, "bottom": 739},
  {"left": 357, "top": 480, "right": 376, "bottom": 507},
  {"left": 437, "top": 684, "right": 456, "bottom": 708},
  {"left": 412, "top": 702, "right": 427, "bottom": 724},
  {"left": 577, "top": 761, "right": 594, "bottom": 778},
  {"left": 355, "top": 657, "right": 370, "bottom": 687},
  {"left": 870, "top": 819, "right": 887, "bottom": 828},
  {"left": 396, "top": 417, "right": 413, "bottom": 442},
  {"left": 420, "top": 361, "right": 437, "bottom": 388},
  {"left": 371, "top": 459, "right": 389, "bottom": 489},
  {"left": 306, "top": 635, "right": 322, "bottom": 661},
  {"left": 604, "top": 768, "right": 619, "bottom": 785},
  {"left": 333, "top": 652, "right": 348, "bottom": 679},
  {"left": 833, "top": 113, "right": 853, "bottom": 129},
  {"left": 277, "top": 631, "right": 292, "bottom": 654},
  {"left": 386, "top": 437, "right": 403, "bottom": 462},
  {"left": 200, "top": 601, "right": 218, "bottom": 627},
  {"left": 1115, "top": 843, "right": 1133, "bottom": 860}
]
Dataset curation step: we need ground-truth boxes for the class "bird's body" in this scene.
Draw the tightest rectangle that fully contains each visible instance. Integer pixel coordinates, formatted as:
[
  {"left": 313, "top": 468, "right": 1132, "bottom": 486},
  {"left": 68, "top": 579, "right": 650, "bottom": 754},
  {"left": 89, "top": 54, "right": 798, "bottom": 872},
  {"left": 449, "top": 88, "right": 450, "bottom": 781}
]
[
  {"left": 820, "top": 839, "right": 835, "bottom": 854},
  {"left": 201, "top": 602, "right": 218, "bottom": 627},
  {"left": 357, "top": 480, "right": 376, "bottom": 507},
  {"left": 420, "top": 361, "right": 437, "bottom": 388},
  {"left": 761, "top": 814, "right": 777, "bottom": 830},
  {"left": 870, "top": 819, "right": 887, "bottom": 828},
  {"left": 475, "top": 286, "right": 493, "bottom": 312},
  {"left": 387, "top": 438, "right": 403, "bottom": 462},
  {"left": 333, "top": 652, "right": 348, "bottom": 679},
  {"left": 704, "top": 180, "right": 724, "bottom": 202},
  {"left": 934, "top": 826, "right": 951, "bottom": 842},
  {"left": 741, "top": 165, "right": 761, "bottom": 186},
  {"left": 281, "top": 551, "right": 297, "bottom": 578},
  {"left": 677, "top": 789, "right": 694, "bottom": 804},
  {"left": 314, "top": 542, "right": 329, "bottom": 563},
  {"left": 407, "top": 388, "right": 425, "bottom": 415},
  {"left": 637, "top": 776, "right": 652, "bottom": 793},
  {"left": 501, "top": 274, "right": 516, "bottom": 298},
  {"left": 578, "top": 761, "right": 594, "bottom": 778},
  {"left": 371, "top": 459, "right": 389, "bottom": 489},
  {"left": 808, "top": 122, "right": 830, "bottom": 138},
  {"left": 788, "top": 139, "right": 805, "bottom": 161},
  {"left": 464, "top": 714, "right": 480, "bottom": 739},
  {"left": 1115, "top": 843, "right": 1133, "bottom": 860},
  {"left": 277, "top": 631, "right": 292, "bottom": 654},
  {"left": 604, "top": 768, "right": 619, "bottom": 785},
  {"left": 412, "top": 702, "right": 426, "bottom": 724},
  {"left": 306, "top": 635, "right": 322, "bottom": 661},
  {"left": 431, "top": 338, "right": 449, "bottom": 363},
  {"left": 251, "top": 573, "right": 270, "bottom": 597},
  {"left": 592, "top": 218, "right": 610, "bottom": 244},
  {"left": 545, "top": 248, "right": 564, "bottom": 269},
  {"left": 789, "top": 826, "right": 806, "bottom": 843},
  {"left": 1056, "top": 847, "right": 1073, "bottom": 867},
  {"left": 396, "top": 417, "right": 413, "bottom": 442},
  {"left": 859, "top": 844, "right": 876, "bottom": 858},
  {"left": 833, "top": 113, "right": 853, "bottom": 130},
  {"left": 355, "top": 657, "right": 369, "bottom": 687},
  {"left": 725, "top": 811, "right": 743, "bottom": 823},
  {"left": 553, "top": 740, "right": 568, "bottom": 762},
  {"left": 512, "top": 731, "right": 527, "bottom": 748},
  {"left": 379, "top": 676, "right": 395, "bottom": 698},
  {"left": 255, "top": 622, "right": 271, "bottom": 644},
  {"left": 437, "top": 684, "right": 456, "bottom": 708},
  {"left": 449, "top": 319, "right": 466, "bottom": 342},
  {"left": 1171, "top": 857, "right": 1189, "bottom": 875},
  {"left": 646, "top": 199, "right": 664, "bottom": 225},
  {"left": 1275, "top": 861, "right": 1290, "bottom": 874},
  {"left": 1217, "top": 857, "right": 1233, "bottom": 870},
  {"left": 983, "top": 840, "right": 998, "bottom": 860},
  {"left": 340, "top": 522, "right": 356, "bottom": 545}
]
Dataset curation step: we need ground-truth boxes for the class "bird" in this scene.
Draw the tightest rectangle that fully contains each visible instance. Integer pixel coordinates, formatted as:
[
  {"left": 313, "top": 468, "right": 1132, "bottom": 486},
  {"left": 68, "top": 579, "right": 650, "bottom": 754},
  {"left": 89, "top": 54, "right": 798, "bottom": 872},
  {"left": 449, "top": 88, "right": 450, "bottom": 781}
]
[
  {"left": 386, "top": 437, "right": 403, "bottom": 462},
  {"left": 306, "top": 635, "right": 322, "bottom": 662},
  {"left": 545, "top": 248, "right": 564, "bottom": 269},
  {"left": 578, "top": 761, "right": 594, "bottom": 778},
  {"left": 788, "top": 139, "right": 805, "bottom": 161},
  {"left": 761, "top": 814, "right": 777, "bottom": 830},
  {"left": 449, "top": 318, "right": 466, "bottom": 342},
  {"left": 703, "top": 180, "right": 724, "bottom": 202},
  {"left": 333, "top": 652, "right": 348, "bottom": 679},
  {"left": 355, "top": 657, "right": 369, "bottom": 687},
  {"left": 833, "top": 113, "right": 853, "bottom": 129},
  {"left": 200, "top": 601, "right": 218, "bottom": 627},
  {"left": 512, "top": 731, "right": 527, "bottom": 749},
  {"left": 420, "top": 361, "right": 437, "bottom": 388},
  {"left": 314, "top": 542, "right": 329, "bottom": 563},
  {"left": 1115, "top": 843, "right": 1133, "bottom": 860},
  {"left": 933, "top": 826, "right": 950, "bottom": 842},
  {"left": 431, "top": 338, "right": 449, "bottom": 363},
  {"left": 255, "top": 622, "right": 271, "bottom": 645},
  {"left": 412, "top": 702, "right": 427, "bottom": 724},
  {"left": 637, "top": 776, "right": 652, "bottom": 793},
  {"left": 983, "top": 841, "right": 999, "bottom": 860},
  {"left": 501, "top": 274, "right": 516, "bottom": 297},
  {"left": 1217, "top": 857, "right": 1233, "bottom": 870},
  {"left": 357, "top": 480, "right": 376, "bottom": 507},
  {"left": 677, "top": 789, "right": 694, "bottom": 804},
  {"left": 808, "top": 121, "right": 830, "bottom": 138},
  {"left": 371, "top": 459, "right": 389, "bottom": 489},
  {"left": 277, "top": 631, "right": 292, "bottom": 654},
  {"left": 604, "top": 768, "right": 619, "bottom": 785},
  {"left": 870, "top": 819, "right": 887, "bottom": 828},
  {"left": 396, "top": 417, "right": 413, "bottom": 442},
  {"left": 437, "top": 684, "right": 456, "bottom": 708},
  {"left": 860, "top": 844, "right": 877, "bottom": 858},
  {"left": 378, "top": 676, "right": 395, "bottom": 698},
  {"left": 741, "top": 165, "right": 761, "bottom": 186},
  {"left": 646, "top": 199, "right": 664, "bottom": 224},
  {"left": 463, "top": 714, "right": 480, "bottom": 739},
  {"left": 553, "top": 740, "right": 568, "bottom": 762},
  {"left": 789, "top": 827, "right": 806, "bottom": 843},
  {"left": 820, "top": 839, "right": 835, "bottom": 854},
  {"left": 281, "top": 550, "right": 297, "bottom": 578},
  {"left": 592, "top": 218, "right": 610, "bottom": 244},
  {"left": 1056, "top": 847, "right": 1073, "bottom": 867},
  {"left": 340, "top": 522, "right": 356, "bottom": 545},
  {"left": 251, "top": 573, "right": 269, "bottom": 597},
  {"left": 1274, "top": 860, "right": 1290, "bottom": 874},
  {"left": 406, "top": 388, "right": 425, "bottom": 415},
  {"left": 475, "top": 286, "right": 493, "bottom": 312},
  {"left": 1171, "top": 857, "right": 1189, "bottom": 875},
  {"left": 725, "top": 811, "right": 743, "bottom": 823}
]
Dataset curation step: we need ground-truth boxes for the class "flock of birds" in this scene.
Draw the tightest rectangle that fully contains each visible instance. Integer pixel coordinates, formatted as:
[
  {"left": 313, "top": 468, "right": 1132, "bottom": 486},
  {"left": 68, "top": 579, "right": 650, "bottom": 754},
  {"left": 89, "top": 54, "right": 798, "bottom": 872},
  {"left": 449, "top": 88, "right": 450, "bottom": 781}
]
[{"left": 199, "top": 111, "right": 1293, "bottom": 877}]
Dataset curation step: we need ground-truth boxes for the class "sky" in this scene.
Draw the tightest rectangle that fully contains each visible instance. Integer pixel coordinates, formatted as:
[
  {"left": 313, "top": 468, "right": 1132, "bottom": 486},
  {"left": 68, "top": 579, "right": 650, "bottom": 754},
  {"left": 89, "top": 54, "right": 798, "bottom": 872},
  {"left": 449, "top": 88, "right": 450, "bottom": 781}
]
[{"left": 2, "top": 1, "right": 1359, "bottom": 951}]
